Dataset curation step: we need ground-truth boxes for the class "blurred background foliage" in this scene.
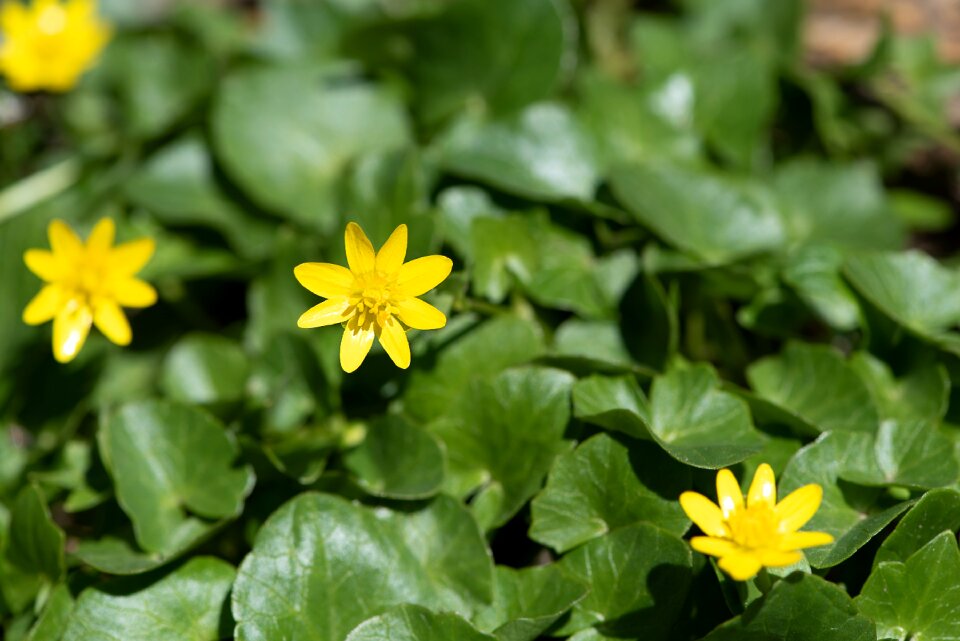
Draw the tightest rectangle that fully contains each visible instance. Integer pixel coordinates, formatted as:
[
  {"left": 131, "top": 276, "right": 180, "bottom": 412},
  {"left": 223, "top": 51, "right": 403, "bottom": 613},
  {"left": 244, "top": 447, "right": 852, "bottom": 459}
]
[{"left": 3, "top": 0, "right": 960, "bottom": 639}]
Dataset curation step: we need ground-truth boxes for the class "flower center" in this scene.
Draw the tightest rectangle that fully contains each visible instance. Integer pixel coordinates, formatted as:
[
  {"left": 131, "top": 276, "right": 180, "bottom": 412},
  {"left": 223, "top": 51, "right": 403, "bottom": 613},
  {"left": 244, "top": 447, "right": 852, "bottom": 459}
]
[
  {"left": 726, "top": 505, "right": 780, "bottom": 550},
  {"left": 349, "top": 273, "right": 398, "bottom": 331}
]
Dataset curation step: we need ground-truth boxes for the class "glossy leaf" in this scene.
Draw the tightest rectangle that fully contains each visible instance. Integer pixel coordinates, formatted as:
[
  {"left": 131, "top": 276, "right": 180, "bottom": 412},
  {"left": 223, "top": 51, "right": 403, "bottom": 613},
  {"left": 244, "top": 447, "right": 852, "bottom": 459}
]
[
  {"left": 429, "top": 367, "right": 574, "bottom": 529},
  {"left": 346, "top": 605, "right": 494, "bottom": 641},
  {"left": 529, "top": 433, "right": 690, "bottom": 552},
  {"left": 100, "top": 400, "right": 255, "bottom": 554},
  {"left": 7, "top": 483, "right": 65, "bottom": 581},
  {"left": 62, "top": 557, "right": 235, "bottom": 641},
  {"left": 232, "top": 493, "right": 494, "bottom": 641},
  {"left": 874, "top": 488, "right": 960, "bottom": 566},
  {"left": 160, "top": 333, "right": 249, "bottom": 405}
]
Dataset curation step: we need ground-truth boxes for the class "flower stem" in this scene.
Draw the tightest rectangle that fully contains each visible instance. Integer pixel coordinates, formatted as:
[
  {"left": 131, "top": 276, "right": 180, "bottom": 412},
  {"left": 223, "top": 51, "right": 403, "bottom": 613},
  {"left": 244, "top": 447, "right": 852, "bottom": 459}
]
[{"left": 0, "top": 156, "right": 81, "bottom": 223}]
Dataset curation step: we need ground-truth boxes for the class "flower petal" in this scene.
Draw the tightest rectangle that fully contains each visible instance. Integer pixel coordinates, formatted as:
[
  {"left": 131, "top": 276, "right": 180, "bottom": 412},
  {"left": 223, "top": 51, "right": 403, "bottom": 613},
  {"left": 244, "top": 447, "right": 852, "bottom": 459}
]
[
  {"left": 690, "top": 536, "right": 739, "bottom": 559},
  {"left": 48, "top": 219, "right": 83, "bottom": 260},
  {"left": 294, "top": 263, "right": 354, "bottom": 298},
  {"left": 112, "top": 279, "right": 157, "bottom": 308},
  {"left": 345, "top": 222, "right": 376, "bottom": 275},
  {"left": 52, "top": 304, "right": 92, "bottom": 363},
  {"left": 748, "top": 463, "right": 777, "bottom": 509},
  {"left": 775, "top": 484, "right": 824, "bottom": 533},
  {"left": 395, "top": 255, "right": 453, "bottom": 297},
  {"left": 298, "top": 297, "right": 351, "bottom": 328},
  {"left": 340, "top": 323, "right": 375, "bottom": 373},
  {"left": 0, "top": 1, "right": 27, "bottom": 33},
  {"left": 679, "top": 491, "right": 728, "bottom": 537},
  {"left": 108, "top": 238, "right": 155, "bottom": 276},
  {"left": 86, "top": 218, "right": 115, "bottom": 255},
  {"left": 779, "top": 531, "right": 834, "bottom": 551},
  {"left": 717, "top": 552, "right": 763, "bottom": 581},
  {"left": 378, "top": 317, "right": 411, "bottom": 369},
  {"left": 716, "top": 469, "right": 744, "bottom": 518},
  {"left": 23, "top": 249, "right": 63, "bottom": 281},
  {"left": 757, "top": 549, "right": 802, "bottom": 568},
  {"left": 395, "top": 297, "right": 446, "bottom": 330},
  {"left": 93, "top": 299, "right": 131, "bottom": 346},
  {"left": 375, "top": 224, "right": 407, "bottom": 275},
  {"left": 23, "top": 285, "right": 64, "bottom": 325}
]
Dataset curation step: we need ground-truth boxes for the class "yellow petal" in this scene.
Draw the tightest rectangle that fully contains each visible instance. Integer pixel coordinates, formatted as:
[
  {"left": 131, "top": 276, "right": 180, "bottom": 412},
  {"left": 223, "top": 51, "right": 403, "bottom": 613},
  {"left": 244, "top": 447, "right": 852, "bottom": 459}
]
[
  {"left": 23, "top": 285, "right": 64, "bottom": 325},
  {"left": 779, "top": 531, "right": 834, "bottom": 551},
  {"left": 757, "top": 549, "right": 803, "bottom": 567},
  {"left": 298, "top": 297, "right": 351, "bottom": 328},
  {"left": 294, "top": 262, "right": 354, "bottom": 298},
  {"left": 378, "top": 316, "right": 410, "bottom": 369},
  {"left": 111, "top": 279, "right": 157, "bottom": 308},
  {"left": 52, "top": 304, "right": 93, "bottom": 363},
  {"left": 344, "top": 222, "right": 376, "bottom": 274},
  {"left": 395, "top": 255, "right": 453, "bottom": 297},
  {"left": 48, "top": 219, "right": 83, "bottom": 260},
  {"left": 679, "top": 491, "right": 728, "bottom": 537},
  {"left": 86, "top": 217, "right": 115, "bottom": 255},
  {"left": 93, "top": 299, "right": 131, "bottom": 346},
  {"left": 340, "top": 323, "right": 375, "bottom": 373},
  {"left": 716, "top": 469, "right": 744, "bottom": 518},
  {"left": 747, "top": 463, "right": 777, "bottom": 509},
  {"left": 23, "top": 249, "right": 63, "bottom": 281},
  {"left": 108, "top": 238, "right": 155, "bottom": 276},
  {"left": 690, "top": 536, "right": 739, "bottom": 559},
  {"left": 774, "top": 484, "right": 823, "bottom": 533},
  {"left": 0, "top": 2, "right": 27, "bottom": 33},
  {"left": 717, "top": 552, "right": 763, "bottom": 581},
  {"left": 375, "top": 224, "right": 407, "bottom": 275},
  {"left": 395, "top": 297, "right": 446, "bottom": 330}
]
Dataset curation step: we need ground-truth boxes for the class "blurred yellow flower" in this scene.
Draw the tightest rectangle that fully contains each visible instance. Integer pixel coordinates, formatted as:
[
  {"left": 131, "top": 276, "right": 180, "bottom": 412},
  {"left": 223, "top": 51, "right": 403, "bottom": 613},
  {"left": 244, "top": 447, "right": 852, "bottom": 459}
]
[
  {"left": 0, "top": 0, "right": 110, "bottom": 92},
  {"left": 294, "top": 222, "right": 452, "bottom": 373},
  {"left": 23, "top": 218, "right": 157, "bottom": 363},
  {"left": 679, "top": 464, "right": 834, "bottom": 581}
]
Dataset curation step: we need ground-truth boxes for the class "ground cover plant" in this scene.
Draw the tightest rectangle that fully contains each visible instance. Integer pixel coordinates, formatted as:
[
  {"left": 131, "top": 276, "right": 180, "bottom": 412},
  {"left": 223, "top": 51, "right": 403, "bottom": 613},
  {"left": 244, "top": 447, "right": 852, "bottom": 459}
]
[{"left": 2, "top": 0, "right": 960, "bottom": 639}]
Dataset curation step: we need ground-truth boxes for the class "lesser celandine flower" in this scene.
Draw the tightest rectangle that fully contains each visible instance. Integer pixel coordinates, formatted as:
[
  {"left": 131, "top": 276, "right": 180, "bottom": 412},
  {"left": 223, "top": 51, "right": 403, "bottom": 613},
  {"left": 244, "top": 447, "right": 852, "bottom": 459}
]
[
  {"left": 294, "top": 222, "right": 452, "bottom": 373},
  {"left": 679, "top": 464, "right": 834, "bottom": 581},
  {"left": 0, "top": 0, "right": 110, "bottom": 92},
  {"left": 23, "top": 218, "right": 157, "bottom": 363}
]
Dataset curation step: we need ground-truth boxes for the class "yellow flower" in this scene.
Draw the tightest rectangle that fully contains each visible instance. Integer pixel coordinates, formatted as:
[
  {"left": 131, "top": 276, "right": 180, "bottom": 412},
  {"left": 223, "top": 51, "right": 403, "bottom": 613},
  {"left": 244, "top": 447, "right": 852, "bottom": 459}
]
[
  {"left": 294, "top": 222, "right": 452, "bottom": 373},
  {"left": 0, "top": 0, "right": 110, "bottom": 92},
  {"left": 23, "top": 218, "right": 157, "bottom": 363},
  {"left": 679, "top": 464, "right": 834, "bottom": 581}
]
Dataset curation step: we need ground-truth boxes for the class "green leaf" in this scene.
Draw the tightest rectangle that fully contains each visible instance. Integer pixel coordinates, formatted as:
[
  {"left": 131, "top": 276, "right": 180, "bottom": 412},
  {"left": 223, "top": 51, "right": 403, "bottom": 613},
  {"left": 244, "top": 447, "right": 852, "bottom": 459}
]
[
  {"left": 438, "top": 103, "right": 599, "bottom": 201},
  {"left": 125, "top": 135, "right": 276, "bottom": 259},
  {"left": 774, "top": 159, "right": 903, "bottom": 248},
  {"left": 346, "top": 605, "right": 495, "bottom": 641},
  {"left": 779, "top": 432, "right": 912, "bottom": 568},
  {"left": 212, "top": 64, "right": 410, "bottom": 229},
  {"left": 232, "top": 493, "right": 494, "bottom": 641},
  {"left": 475, "top": 565, "right": 588, "bottom": 641},
  {"left": 62, "top": 557, "right": 235, "bottom": 641},
  {"left": 429, "top": 367, "right": 574, "bottom": 529},
  {"left": 7, "top": 483, "right": 65, "bottom": 581},
  {"left": 529, "top": 433, "right": 689, "bottom": 552},
  {"left": 552, "top": 320, "right": 635, "bottom": 369},
  {"left": 839, "top": 419, "right": 959, "bottom": 490},
  {"left": 747, "top": 343, "right": 879, "bottom": 435},
  {"left": 849, "top": 352, "right": 949, "bottom": 423},
  {"left": 25, "top": 583, "right": 73, "bottom": 641},
  {"left": 874, "top": 488, "right": 960, "bottom": 566},
  {"left": 160, "top": 334, "right": 249, "bottom": 405},
  {"left": 782, "top": 244, "right": 861, "bottom": 331},
  {"left": 72, "top": 535, "right": 195, "bottom": 576},
  {"left": 572, "top": 375, "right": 650, "bottom": 440},
  {"left": 844, "top": 250, "right": 960, "bottom": 347},
  {"left": 355, "top": 0, "right": 576, "bottom": 126},
  {"left": 100, "top": 400, "right": 255, "bottom": 554},
  {"left": 470, "top": 215, "right": 540, "bottom": 303},
  {"left": 856, "top": 532, "right": 960, "bottom": 641},
  {"left": 703, "top": 573, "right": 876, "bottom": 641},
  {"left": 99, "top": 33, "right": 215, "bottom": 139},
  {"left": 343, "top": 415, "right": 445, "bottom": 499},
  {"left": 554, "top": 524, "right": 693, "bottom": 639},
  {"left": 647, "top": 364, "right": 764, "bottom": 468},
  {"left": 403, "top": 315, "right": 545, "bottom": 422},
  {"left": 610, "top": 159, "right": 785, "bottom": 264}
]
